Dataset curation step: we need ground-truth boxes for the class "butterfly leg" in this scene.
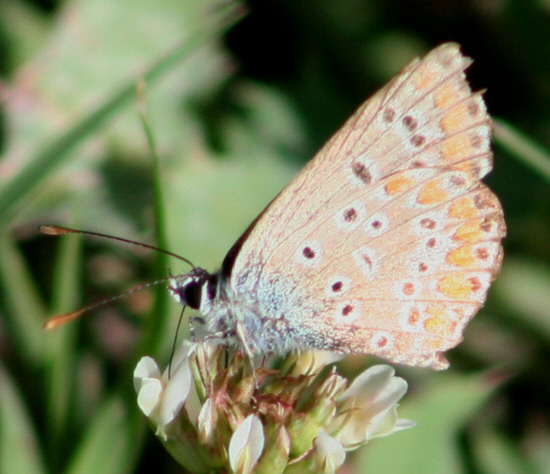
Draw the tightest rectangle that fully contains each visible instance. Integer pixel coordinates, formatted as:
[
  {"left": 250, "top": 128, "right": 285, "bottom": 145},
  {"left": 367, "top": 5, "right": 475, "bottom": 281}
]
[
  {"left": 235, "top": 321, "right": 260, "bottom": 388},
  {"left": 189, "top": 315, "right": 205, "bottom": 342}
]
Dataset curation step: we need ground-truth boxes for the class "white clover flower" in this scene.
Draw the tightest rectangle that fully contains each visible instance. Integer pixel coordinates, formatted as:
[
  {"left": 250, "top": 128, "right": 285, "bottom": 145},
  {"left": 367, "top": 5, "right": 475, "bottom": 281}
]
[
  {"left": 133, "top": 341, "right": 195, "bottom": 440},
  {"left": 330, "top": 364, "right": 415, "bottom": 448},
  {"left": 134, "top": 343, "right": 414, "bottom": 473},
  {"left": 228, "top": 414, "right": 265, "bottom": 474}
]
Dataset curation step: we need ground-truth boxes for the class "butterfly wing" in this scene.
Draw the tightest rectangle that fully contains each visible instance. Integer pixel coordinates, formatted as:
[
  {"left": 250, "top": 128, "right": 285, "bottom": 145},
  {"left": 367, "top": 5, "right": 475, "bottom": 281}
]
[{"left": 225, "top": 43, "right": 505, "bottom": 369}]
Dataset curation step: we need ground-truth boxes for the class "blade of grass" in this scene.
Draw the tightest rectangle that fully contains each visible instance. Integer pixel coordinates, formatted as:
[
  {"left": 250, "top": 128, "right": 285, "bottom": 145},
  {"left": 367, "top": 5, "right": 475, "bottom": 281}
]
[
  {"left": 134, "top": 79, "right": 171, "bottom": 360},
  {"left": 0, "top": 361, "right": 47, "bottom": 474},
  {"left": 64, "top": 395, "right": 132, "bottom": 474},
  {"left": 0, "top": 230, "right": 47, "bottom": 365},
  {"left": 115, "top": 79, "right": 175, "bottom": 463},
  {"left": 0, "top": 1, "right": 246, "bottom": 226},
  {"left": 494, "top": 257, "right": 550, "bottom": 343},
  {"left": 493, "top": 118, "right": 550, "bottom": 184},
  {"left": 44, "top": 219, "right": 82, "bottom": 463}
]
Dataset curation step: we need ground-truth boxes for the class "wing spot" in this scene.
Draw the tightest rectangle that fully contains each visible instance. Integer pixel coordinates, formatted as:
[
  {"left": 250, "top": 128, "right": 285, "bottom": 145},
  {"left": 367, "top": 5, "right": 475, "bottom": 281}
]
[
  {"left": 411, "top": 134, "right": 426, "bottom": 147},
  {"left": 408, "top": 307, "right": 420, "bottom": 324},
  {"left": 468, "top": 277, "right": 482, "bottom": 292},
  {"left": 376, "top": 336, "right": 388, "bottom": 348},
  {"left": 383, "top": 108, "right": 396, "bottom": 123},
  {"left": 480, "top": 218, "right": 493, "bottom": 233},
  {"left": 450, "top": 175, "right": 467, "bottom": 187},
  {"left": 343, "top": 208, "right": 357, "bottom": 222},
  {"left": 402, "top": 115, "right": 418, "bottom": 131},
  {"left": 371, "top": 332, "right": 393, "bottom": 349},
  {"left": 351, "top": 162, "right": 372, "bottom": 185},
  {"left": 474, "top": 192, "right": 498, "bottom": 210},
  {"left": 353, "top": 246, "right": 378, "bottom": 280},
  {"left": 335, "top": 300, "right": 361, "bottom": 323},
  {"left": 470, "top": 134, "right": 484, "bottom": 149},
  {"left": 476, "top": 248, "right": 490, "bottom": 260},
  {"left": 420, "top": 218, "right": 436, "bottom": 229},
  {"left": 342, "top": 305, "right": 353, "bottom": 316},
  {"left": 467, "top": 100, "right": 481, "bottom": 117},
  {"left": 303, "top": 247, "right": 315, "bottom": 259}
]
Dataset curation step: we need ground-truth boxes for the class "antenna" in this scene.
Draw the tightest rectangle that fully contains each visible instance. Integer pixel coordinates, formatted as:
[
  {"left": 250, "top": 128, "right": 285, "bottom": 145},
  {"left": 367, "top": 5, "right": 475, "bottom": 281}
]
[
  {"left": 43, "top": 278, "right": 172, "bottom": 330},
  {"left": 39, "top": 225, "right": 196, "bottom": 268},
  {"left": 39, "top": 225, "right": 193, "bottom": 329}
]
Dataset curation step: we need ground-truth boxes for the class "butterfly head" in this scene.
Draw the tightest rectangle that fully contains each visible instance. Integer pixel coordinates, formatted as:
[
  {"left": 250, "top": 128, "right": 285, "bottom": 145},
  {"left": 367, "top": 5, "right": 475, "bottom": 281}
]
[{"left": 168, "top": 267, "right": 219, "bottom": 314}]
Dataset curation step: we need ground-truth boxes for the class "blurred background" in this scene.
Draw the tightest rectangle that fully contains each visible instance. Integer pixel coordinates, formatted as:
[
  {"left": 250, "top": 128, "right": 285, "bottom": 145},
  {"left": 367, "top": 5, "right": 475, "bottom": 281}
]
[{"left": 1, "top": 0, "right": 549, "bottom": 472}]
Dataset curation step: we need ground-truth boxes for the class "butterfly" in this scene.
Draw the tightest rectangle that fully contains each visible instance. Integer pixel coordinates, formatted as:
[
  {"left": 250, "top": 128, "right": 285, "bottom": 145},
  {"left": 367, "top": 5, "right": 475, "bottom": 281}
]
[
  {"left": 46, "top": 43, "right": 505, "bottom": 370},
  {"left": 163, "top": 42, "right": 505, "bottom": 370}
]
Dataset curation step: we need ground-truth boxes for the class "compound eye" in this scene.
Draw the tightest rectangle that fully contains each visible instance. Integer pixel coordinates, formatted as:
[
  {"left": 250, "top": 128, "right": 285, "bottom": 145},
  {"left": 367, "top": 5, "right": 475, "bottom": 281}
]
[{"left": 183, "top": 281, "right": 202, "bottom": 309}]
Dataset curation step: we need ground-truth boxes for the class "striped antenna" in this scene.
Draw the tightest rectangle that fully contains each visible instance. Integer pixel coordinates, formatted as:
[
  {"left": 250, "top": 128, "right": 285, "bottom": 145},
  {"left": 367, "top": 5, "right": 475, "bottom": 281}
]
[
  {"left": 43, "top": 278, "right": 171, "bottom": 330},
  {"left": 39, "top": 225, "right": 195, "bottom": 267},
  {"left": 39, "top": 225, "right": 193, "bottom": 329}
]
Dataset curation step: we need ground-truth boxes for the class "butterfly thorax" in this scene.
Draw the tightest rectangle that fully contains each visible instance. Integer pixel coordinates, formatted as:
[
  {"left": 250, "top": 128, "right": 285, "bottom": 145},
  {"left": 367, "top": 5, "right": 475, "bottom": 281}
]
[{"left": 168, "top": 267, "right": 320, "bottom": 356}]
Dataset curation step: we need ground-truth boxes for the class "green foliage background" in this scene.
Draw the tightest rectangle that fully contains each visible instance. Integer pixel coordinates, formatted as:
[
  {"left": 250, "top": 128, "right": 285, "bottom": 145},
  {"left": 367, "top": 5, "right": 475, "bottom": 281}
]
[{"left": 1, "top": 0, "right": 549, "bottom": 472}]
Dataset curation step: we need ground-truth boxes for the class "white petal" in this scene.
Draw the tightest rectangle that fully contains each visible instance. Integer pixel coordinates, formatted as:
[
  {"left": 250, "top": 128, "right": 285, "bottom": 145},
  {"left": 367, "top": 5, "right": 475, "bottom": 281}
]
[
  {"left": 366, "top": 406, "right": 398, "bottom": 439},
  {"left": 229, "top": 414, "right": 265, "bottom": 474},
  {"left": 133, "top": 356, "right": 161, "bottom": 392},
  {"left": 334, "top": 365, "right": 410, "bottom": 447},
  {"left": 341, "top": 365, "right": 396, "bottom": 404},
  {"left": 165, "top": 340, "right": 197, "bottom": 379},
  {"left": 362, "top": 376, "right": 408, "bottom": 421},
  {"left": 333, "top": 410, "right": 369, "bottom": 447},
  {"left": 137, "top": 377, "right": 163, "bottom": 417},
  {"left": 368, "top": 409, "right": 417, "bottom": 439},
  {"left": 394, "top": 418, "right": 417, "bottom": 431},
  {"left": 159, "top": 354, "right": 192, "bottom": 428},
  {"left": 315, "top": 430, "right": 346, "bottom": 474},
  {"left": 197, "top": 398, "right": 215, "bottom": 443},
  {"left": 292, "top": 351, "right": 345, "bottom": 376}
]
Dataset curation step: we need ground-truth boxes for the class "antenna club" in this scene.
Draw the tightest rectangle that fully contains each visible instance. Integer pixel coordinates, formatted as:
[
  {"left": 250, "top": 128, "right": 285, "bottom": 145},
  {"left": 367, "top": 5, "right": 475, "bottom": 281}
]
[
  {"left": 43, "top": 310, "right": 82, "bottom": 330},
  {"left": 43, "top": 320, "right": 59, "bottom": 330},
  {"left": 39, "top": 225, "right": 70, "bottom": 236}
]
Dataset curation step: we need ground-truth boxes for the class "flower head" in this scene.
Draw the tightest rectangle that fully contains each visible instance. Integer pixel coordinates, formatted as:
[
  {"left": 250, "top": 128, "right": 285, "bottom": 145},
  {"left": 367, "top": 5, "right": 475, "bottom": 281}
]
[{"left": 134, "top": 344, "right": 413, "bottom": 473}]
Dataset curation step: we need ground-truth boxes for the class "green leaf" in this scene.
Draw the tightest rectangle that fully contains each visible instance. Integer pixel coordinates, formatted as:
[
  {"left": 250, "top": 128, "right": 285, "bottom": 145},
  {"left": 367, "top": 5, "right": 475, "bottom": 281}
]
[
  {"left": 355, "top": 371, "right": 501, "bottom": 474},
  {"left": 0, "top": 361, "right": 47, "bottom": 474},
  {"left": 0, "top": 0, "right": 245, "bottom": 225},
  {"left": 43, "top": 219, "right": 82, "bottom": 459},
  {"left": 0, "top": 231, "right": 47, "bottom": 365},
  {"left": 494, "top": 257, "right": 550, "bottom": 342},
  {"left": 471, "top": 427, "right": 536, "bottom": 474},
  {"left": 64, "top": 395, "right": 132, "bottom": 474},
  {"left": 494, "top": 119, "right": 550, "bottom": 185}
]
